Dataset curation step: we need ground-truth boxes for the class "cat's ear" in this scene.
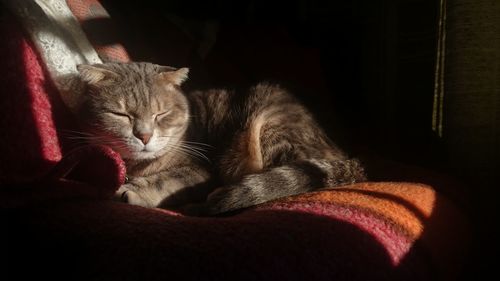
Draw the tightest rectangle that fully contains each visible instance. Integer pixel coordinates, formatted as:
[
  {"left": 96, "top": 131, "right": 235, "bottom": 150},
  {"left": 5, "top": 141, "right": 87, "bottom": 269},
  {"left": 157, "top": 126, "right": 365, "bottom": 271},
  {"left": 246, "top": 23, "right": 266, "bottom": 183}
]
[
  {"left": 77, "top": 64, "right": 120, "bottom": 86},
  {"left": 157, "top": 67, "right": 189, "bottom": 86}
]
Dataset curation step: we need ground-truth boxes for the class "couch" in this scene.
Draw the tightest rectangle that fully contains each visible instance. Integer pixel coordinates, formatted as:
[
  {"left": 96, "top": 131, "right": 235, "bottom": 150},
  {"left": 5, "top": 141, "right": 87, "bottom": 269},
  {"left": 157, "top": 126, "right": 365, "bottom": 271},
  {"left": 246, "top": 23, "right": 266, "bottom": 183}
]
[{"left": 3, "top": 1, "right": 470, "bottom": 280}]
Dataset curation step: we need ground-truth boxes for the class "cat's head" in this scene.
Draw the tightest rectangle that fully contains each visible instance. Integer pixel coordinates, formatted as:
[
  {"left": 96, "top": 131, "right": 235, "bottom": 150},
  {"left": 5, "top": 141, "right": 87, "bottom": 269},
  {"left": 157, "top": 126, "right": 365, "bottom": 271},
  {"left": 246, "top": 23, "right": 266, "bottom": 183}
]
[{"left": 76, "top": 62, "right": 190, "bottom": 161}]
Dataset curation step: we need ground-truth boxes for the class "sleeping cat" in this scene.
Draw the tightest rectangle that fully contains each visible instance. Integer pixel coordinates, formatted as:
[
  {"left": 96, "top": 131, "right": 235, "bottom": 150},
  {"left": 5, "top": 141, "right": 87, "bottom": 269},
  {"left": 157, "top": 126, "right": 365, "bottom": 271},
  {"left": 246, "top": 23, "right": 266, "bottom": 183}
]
[{"left": 75, "top": 62, "right": 366, "bottom": 215}]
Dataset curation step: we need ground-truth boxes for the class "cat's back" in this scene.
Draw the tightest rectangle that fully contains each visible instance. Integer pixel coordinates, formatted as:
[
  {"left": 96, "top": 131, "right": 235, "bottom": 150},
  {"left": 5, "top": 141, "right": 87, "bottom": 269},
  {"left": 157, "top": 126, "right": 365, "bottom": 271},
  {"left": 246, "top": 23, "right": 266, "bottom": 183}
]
[{"left": 189, "top": 82, "right": 303, "bottom": 125}]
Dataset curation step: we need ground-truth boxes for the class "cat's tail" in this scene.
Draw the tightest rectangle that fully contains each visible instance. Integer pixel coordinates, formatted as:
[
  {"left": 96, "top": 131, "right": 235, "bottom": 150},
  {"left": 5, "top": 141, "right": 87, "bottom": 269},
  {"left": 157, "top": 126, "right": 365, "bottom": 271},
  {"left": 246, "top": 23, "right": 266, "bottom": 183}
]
[{"left": 197, "top": 158, "right": 366, "bottom": 215}]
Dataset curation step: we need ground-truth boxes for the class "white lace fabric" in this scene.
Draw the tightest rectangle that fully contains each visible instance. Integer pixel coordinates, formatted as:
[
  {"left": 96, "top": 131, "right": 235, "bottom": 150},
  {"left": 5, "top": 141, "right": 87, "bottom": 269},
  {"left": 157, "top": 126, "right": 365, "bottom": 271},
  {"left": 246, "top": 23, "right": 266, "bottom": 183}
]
[{"left": 4, "top": 0, "right": 102, "bottom": 112}]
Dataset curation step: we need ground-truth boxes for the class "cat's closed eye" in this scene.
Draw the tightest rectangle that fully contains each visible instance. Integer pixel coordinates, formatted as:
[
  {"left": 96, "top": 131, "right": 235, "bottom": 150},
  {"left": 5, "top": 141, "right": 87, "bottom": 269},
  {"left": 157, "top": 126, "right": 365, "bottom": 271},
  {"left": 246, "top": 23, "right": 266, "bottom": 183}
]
[
  {"left": 154, "top": 110, "right": 171, "bottom": 121},
  {"left": 109, "top": 111, "right": 132, "bottom": 121}
]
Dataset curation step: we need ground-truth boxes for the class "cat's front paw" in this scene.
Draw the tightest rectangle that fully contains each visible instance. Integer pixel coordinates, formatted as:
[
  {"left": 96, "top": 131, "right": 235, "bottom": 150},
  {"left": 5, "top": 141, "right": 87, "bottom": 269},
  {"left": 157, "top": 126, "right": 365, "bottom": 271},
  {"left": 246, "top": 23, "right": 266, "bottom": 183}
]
[{"left": 114, "top": 184, "right": 149, "bottom": 207}]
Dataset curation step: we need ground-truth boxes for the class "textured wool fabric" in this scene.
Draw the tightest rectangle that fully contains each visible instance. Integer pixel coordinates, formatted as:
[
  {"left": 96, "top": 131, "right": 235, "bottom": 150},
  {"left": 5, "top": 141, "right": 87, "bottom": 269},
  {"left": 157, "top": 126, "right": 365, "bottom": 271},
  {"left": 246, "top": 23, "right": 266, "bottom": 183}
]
[
  {"left": 263, "top": 182, "right": 469, "bottom": 280},
  {"left": 0, "top": 11, "right": 61, "bottom": 182},
  {"left": 0, "top": 10, "right": 124, "bottom": 196},
  {"left": 3, "top": 5, "right": 469, "bottom": 281},
  {"left": 66, "top": 0, "right": 130, "bottom": 62},
  {"left": 8, "top": 182, "right": 469, "bottom": 281}
]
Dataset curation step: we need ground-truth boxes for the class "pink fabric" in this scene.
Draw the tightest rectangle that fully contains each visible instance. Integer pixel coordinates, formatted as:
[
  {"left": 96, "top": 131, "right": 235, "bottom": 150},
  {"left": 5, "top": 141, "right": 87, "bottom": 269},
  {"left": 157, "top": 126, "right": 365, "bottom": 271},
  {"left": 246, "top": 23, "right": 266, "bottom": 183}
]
[
  {"left": 0, "top": 11, "right": 125, "bottom": 198},
  {"left": 9, "top": 199, "right": 432, "bottom": 281},
  {"left": 269, "top": 202, "right": 413, "bottom": 265},
  {"left": 0, "top": 16, "right": 61, "bottom": 182}
]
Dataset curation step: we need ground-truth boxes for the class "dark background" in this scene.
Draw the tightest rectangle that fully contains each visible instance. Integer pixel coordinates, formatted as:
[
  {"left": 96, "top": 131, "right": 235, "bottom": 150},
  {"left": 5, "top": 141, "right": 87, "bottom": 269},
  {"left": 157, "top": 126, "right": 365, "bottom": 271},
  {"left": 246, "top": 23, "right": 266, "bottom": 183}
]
[{"left": 99, "top": 0, "right": 442, "bottom": 176}]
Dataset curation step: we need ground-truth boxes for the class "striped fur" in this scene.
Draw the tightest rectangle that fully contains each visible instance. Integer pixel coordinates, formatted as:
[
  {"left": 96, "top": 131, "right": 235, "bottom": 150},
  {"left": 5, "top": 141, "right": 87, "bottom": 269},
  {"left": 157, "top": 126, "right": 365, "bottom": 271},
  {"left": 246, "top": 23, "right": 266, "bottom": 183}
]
[{"left": 76, "top": 62, "right": 366, "bottom": 215}]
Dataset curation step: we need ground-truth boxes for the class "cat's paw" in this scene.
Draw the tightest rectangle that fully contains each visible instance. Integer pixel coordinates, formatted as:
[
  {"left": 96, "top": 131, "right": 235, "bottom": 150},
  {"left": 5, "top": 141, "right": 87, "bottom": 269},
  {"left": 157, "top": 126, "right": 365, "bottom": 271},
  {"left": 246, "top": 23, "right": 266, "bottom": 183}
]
[{"left": 114, "top": 184, "right": 148, "bottom": 207}]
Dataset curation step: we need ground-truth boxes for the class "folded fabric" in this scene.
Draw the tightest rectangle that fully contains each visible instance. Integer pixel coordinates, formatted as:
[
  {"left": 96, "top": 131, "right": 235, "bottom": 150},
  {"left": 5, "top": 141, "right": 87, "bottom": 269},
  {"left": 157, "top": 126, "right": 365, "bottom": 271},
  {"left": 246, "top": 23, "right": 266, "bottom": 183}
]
[{"left": 8, "top": 182, "right": 469, "bottom": 281}]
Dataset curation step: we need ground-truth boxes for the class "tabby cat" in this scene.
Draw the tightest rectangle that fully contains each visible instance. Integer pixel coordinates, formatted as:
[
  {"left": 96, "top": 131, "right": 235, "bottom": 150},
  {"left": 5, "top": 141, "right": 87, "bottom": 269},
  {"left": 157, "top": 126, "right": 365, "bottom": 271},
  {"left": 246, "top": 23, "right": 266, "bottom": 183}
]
[{"left": 75, "top": 62, "right": 366, "bottom": 215}]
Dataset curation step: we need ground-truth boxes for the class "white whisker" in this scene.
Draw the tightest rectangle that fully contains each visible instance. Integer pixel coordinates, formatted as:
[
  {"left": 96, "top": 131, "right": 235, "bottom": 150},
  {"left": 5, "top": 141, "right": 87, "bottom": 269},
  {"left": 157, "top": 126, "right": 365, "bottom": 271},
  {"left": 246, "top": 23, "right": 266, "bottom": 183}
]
[{"left": 166, "top": 143, "right": 210, "bottom": 162}]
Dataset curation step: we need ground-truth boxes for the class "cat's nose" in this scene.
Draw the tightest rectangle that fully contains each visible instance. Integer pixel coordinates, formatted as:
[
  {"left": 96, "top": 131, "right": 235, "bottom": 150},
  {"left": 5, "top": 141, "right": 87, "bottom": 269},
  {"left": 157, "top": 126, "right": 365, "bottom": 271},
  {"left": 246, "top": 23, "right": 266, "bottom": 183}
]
[{"left": 135, "top": 133, "right": 152, "bottom": 145}]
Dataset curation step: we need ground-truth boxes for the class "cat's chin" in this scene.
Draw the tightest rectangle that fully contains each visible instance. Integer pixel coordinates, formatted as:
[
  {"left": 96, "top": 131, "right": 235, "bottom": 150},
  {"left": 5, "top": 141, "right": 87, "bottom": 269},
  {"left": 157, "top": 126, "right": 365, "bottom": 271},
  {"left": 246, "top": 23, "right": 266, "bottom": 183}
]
[
  {"left": 123, "top": 150, "right": 162, "bottom": 161},
  {"left": 111, "top": 146, "right": 156, "bottom": 161},
  {"left": 111, "top": 144, "right": 164, "bottom": 161}
]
